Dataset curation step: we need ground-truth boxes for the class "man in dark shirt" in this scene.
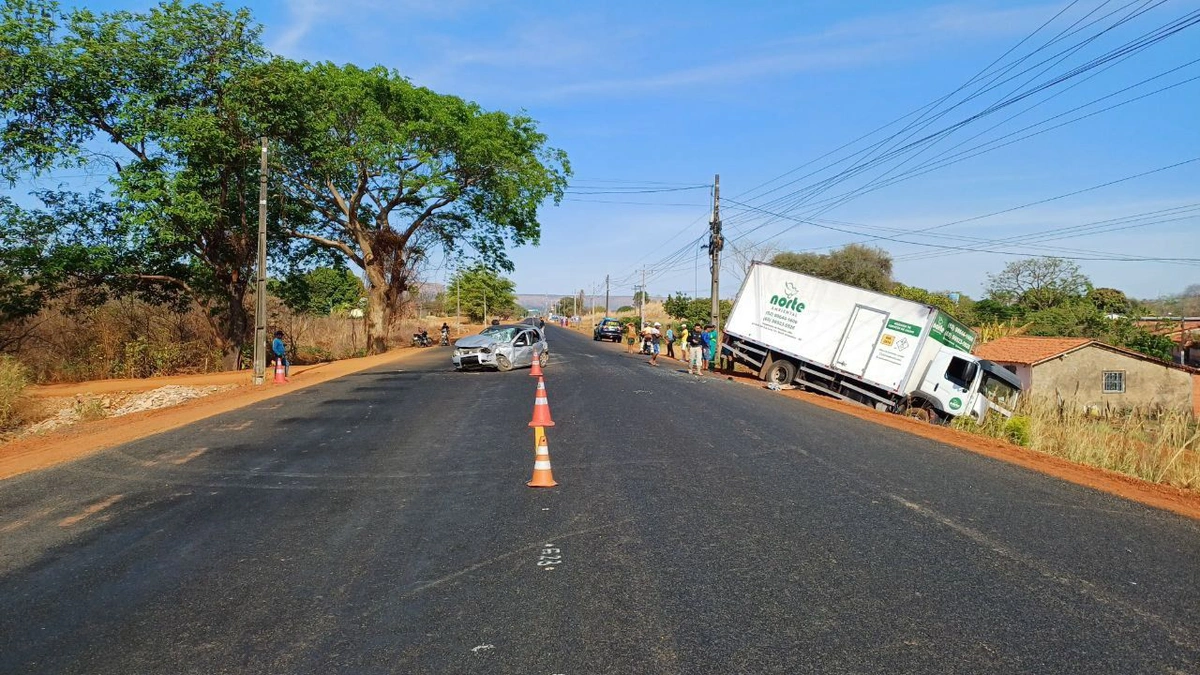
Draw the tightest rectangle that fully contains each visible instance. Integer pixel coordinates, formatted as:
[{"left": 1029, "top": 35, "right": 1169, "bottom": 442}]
[{"left": 686, "top": 323, "right": 705, "bottom": 375}]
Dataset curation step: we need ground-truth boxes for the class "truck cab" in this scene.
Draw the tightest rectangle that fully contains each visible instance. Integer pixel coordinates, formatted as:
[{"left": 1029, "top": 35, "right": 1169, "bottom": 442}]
[{"left": 913, "top": 349, "right": 1022, "bottom": 423}]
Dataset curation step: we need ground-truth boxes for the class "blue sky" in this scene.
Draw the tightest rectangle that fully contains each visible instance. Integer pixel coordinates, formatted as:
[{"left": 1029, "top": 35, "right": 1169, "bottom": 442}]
[{"left": 46, "top": 1, "right": 1200, "bottom": 301}]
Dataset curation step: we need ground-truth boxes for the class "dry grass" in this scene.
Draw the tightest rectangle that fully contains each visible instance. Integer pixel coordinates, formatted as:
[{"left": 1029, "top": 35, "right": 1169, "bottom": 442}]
[
  {"left": 965, "top": 397, "right": 1200, "bottom": 490},
  {"left": 0, "top": 355, "right": 27, "bottom": 430}
]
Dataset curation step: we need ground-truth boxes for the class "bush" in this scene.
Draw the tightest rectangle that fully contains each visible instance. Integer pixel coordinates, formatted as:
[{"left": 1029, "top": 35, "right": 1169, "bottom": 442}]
[
  {"left": 1003, "top": 416, "right": 1032, "bottom": 446},
  {"left": 0, "top": 355, "right": 28, "bottom": 429}
]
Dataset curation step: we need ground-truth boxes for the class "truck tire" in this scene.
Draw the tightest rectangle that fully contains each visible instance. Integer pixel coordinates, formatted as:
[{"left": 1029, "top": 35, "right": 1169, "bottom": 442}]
[{"left": 764, "top": 358, "right": 798, "bottom": 386}]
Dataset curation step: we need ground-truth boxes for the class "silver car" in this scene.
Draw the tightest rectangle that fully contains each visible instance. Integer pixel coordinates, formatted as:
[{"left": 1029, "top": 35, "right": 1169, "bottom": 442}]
[{"left": 452, "top": 324, "right": 548, "bottom": 371}]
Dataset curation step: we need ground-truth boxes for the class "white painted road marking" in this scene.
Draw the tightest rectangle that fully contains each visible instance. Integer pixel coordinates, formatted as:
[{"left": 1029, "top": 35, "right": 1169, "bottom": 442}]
[{"left": 538, "top": 543, "right": 562, "bottom": 570}]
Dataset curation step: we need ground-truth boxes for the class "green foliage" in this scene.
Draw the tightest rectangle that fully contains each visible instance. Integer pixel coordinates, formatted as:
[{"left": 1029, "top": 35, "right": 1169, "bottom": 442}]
[
  {"left": 269, "top": 268, "right": 365, "bottom": 316},
  {"left": 632, "top": 290, "right": 649, "bottom": 308},
  {"left": 661, "top": 295, "right": 733, "bottom": 328},
  {"left": 985, "top": 257, "right": 1089, "bottom": 311},
  {"left": 615, "top": 305, "right": 634, "bottom": 314},
  {"left": 0, "top": 0, "right": 286, "bottom": 364},
  {"left": 891, "top": 284, "right": 972, "bottom": 322},
  {"left": 1087, "top": 287, "right": 1131, "bottom": 315},
  {"left": 445, "top": 265, "right": 518, "bottom": 322},
  {"left": 770, "top": 244, "right": 894, "bottom": 292},
  {"left": 553, "top": 296, "right": 576, "bottom": 316},
  {"left": 0, "top": 355, "right": 27, "bottom": 429},
  {"left": 1003, "top": 416, "right": 1032, "bottom": 446},
  {"left": 257, "top": 59, "right": 570, "bottom": 350}
]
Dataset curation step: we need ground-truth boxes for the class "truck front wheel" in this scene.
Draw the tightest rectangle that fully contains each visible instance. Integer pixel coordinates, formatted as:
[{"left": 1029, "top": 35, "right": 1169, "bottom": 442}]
[{"left": 764, "top": 358, "right": 798, "bottom": 386}]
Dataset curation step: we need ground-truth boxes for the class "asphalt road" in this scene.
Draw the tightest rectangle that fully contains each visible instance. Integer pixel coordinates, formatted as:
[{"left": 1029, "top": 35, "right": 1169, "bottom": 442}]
[{"left": 1, "top": 326, "right": 1199, "bottom": 674}]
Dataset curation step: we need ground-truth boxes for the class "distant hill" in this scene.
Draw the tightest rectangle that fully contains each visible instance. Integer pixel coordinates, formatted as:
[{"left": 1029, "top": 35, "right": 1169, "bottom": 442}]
[{"left": 515, "top": 294, "right": 664, "bottom": 314}]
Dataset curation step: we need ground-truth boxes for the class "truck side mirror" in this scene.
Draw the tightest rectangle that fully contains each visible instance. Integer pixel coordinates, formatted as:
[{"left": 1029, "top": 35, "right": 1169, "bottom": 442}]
[{"left": 964, "top": 361, "right": 980, "bottom": 385}]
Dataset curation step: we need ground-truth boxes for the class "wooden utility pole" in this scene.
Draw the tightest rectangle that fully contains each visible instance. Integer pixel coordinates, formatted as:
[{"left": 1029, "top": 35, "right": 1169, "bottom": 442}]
[
  {"left": 709, "top": 174, "right": 722, "bottom": 327},
  {"left": 252, "top": 137, "right": 269, "bottom": 385}
]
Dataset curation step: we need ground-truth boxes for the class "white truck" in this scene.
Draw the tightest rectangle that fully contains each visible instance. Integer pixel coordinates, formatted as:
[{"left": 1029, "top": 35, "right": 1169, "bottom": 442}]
[{"left": 722, "top": 262, "right": 1021, "bottom": 424}]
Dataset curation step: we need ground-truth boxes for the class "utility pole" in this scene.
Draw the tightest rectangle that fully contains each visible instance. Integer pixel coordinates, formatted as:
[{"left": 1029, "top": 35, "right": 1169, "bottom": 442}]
[
  {"left": 252, "top": 137, "right": 269, "bottom": 385},
  {"left": 455, "top": 270, "right": 461, "bottom": 334},
  {"left": 638, "top": 267, "right": 646, "bottom": 328},
  {"left": 604, "top": 274, "right": 610, "bottom": 316},
  {"left": 708, "top": 174, "right": 722, "bottom": 328}
]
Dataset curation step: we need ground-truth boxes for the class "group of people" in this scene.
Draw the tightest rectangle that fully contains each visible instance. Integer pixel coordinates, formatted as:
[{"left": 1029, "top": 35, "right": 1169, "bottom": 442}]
[{"left": 625, "top": 320, "right": 719, "bottom": 374}]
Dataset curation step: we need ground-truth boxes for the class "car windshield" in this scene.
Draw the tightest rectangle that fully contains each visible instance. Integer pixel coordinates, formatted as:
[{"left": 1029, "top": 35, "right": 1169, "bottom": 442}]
[
  {"left": 981, "top": 375, "right": 1019, "bottom": 408},
  {"left": 480, "top": 326, "right": 518, "bottom": 342},
  {"left": 601, "top": 320, "right": 620, "bottom": 327}
]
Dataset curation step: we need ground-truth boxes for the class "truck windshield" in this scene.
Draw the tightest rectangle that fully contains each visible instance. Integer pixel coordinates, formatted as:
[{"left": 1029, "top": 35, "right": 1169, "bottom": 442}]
[{"left": 981, "top": 375, "right": 1019, "bottom": 409}]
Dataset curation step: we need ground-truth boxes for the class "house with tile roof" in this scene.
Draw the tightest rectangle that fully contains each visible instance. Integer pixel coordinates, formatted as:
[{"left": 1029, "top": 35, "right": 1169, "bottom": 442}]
[{"left": 974, "top": 336, "right": 1198, "bottom": 416}]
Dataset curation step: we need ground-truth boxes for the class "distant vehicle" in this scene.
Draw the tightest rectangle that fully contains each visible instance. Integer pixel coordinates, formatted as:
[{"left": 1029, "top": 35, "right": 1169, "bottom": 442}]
[
  {"left": 723, "top": 263, "right": 1021, "bottom": 424},
  {"left": 453, "top": 324, "right": 548, "bottom": 372},
  {"left": 593, "top": 318, "right": 623, "bottom": 342}
]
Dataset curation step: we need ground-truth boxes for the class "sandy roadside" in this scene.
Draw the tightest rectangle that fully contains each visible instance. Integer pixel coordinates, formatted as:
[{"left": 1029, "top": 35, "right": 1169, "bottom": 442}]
[
  {"left": 570, "top": 324, "right": 1200, "bottom": 520},
  {"left": 0, "top": 347, "right": 428, "bottom": 480}
]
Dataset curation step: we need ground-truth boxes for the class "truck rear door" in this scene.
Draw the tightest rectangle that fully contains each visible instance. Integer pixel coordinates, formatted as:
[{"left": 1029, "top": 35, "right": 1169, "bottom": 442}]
[{"left": 833, "top": 305, "right": 889, "bottom": 377}]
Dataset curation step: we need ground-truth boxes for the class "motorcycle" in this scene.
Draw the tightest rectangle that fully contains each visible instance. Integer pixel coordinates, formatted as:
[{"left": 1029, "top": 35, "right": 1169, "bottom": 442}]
[
  {"left": 412, "top": 332, "right": 432, "bottom": 347},
  {"left": 440, "top": 330, "right": 450, "bottom": 346}
]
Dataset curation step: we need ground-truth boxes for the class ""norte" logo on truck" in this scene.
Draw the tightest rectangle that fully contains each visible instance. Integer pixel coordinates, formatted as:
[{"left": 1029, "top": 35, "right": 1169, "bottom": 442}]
[{"left": 769, "top": 282, "right": 807, "bottom": 313}]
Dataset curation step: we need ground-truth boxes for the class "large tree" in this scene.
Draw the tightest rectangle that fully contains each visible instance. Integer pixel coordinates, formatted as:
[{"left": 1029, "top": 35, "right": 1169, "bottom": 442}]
[
  {"left": 985, "top": 257, "right": 1089, "bottom": 311},
  {"left": 0, "top": 0, "right": 282, "bottom": 368},
  {"left": 264, "top": 61, "right": 570, "bottom": 353},
  {"left": 771, "top": 244, "right": 894, "bottom": 292}
]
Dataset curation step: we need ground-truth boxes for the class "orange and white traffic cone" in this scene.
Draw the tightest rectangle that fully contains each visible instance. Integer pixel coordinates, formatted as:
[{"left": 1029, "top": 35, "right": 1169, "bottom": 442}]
[
  {"left": 528, "top": 377, "right": 555, "bottom": 428},
  {"left": 273, "top": 360, "right": 287, "bottom": 384},
  {"left": 529, "top": 355, "right": 543, "bottom": 377},
  {"left": 527, "top": 435, "right": 558, "bottom": 487}
]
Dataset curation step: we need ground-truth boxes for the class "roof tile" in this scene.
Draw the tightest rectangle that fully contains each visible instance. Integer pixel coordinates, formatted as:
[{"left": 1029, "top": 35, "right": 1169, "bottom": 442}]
[{"left": 973, "top": 336, "right": 1091, "bottom": 365}]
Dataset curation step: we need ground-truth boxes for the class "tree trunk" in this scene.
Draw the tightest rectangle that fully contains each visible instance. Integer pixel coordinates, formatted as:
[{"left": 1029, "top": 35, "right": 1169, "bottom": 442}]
[
  {"left": 220, "top": 283, "right": 251, "bottom": 371},
  {"left": 365, "top": 265, "right": 390, "bottom": 354}
]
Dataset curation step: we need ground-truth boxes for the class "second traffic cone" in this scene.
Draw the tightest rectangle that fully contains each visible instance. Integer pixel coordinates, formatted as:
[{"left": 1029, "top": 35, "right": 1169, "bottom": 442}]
[
  {"left": 273, "top": 360, "right": 287, "bottom": 384},
  {"left": 529, "top": 355, "right": 543, "bottom": 377},
  {"left": 527, "top": 435, "right": 558, "bottom": 487},
  {"left": 528, "top": 377, "right": 555, "bottom": 427}
]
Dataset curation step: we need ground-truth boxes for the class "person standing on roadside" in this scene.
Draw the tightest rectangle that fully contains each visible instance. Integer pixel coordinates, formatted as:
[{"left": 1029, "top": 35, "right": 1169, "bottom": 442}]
[
  {"left": 687, "top": 323, "right": 705, "bottom": 375},
  {"left": 271, "top": 330, "right": 290, "bottom": 379},
  {"left": 679, "top": 323, "right": 690, "bottom": 362},
  {"left": 648, "top": 322, "right": 662, "bottom": 366},
  {"left": 664, "top": 324, "right": 675, "bottom": 359},
  {"left": 706, "top": 323, "right": 720, "bottom": 371},
  {"left": 625, "top": 320, "right": 637, "bottom": 353},
  {"left": 698, "top": 324, "right": 712, "bottom": 372}
]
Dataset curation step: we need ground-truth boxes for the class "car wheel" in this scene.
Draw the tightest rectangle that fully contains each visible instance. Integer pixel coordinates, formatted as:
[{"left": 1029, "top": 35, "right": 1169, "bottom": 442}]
[{"left": 495, "top": 354, "right": 513, "bottom": 372}]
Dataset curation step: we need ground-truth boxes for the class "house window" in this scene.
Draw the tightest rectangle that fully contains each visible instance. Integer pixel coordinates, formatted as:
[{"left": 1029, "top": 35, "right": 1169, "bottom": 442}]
[{"left": 1102, "top": 370, "right": 1125, "bottom": 394}]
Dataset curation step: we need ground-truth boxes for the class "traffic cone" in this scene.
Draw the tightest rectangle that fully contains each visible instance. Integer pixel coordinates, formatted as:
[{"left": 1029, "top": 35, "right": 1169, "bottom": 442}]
[
  {"left": 529, "top": 355, "right": 543, "bottom": 377},
  {"left": 528, "top": 377, "right": 555, "bottom": 428},
  {"left": 272, "top": 360, "right": 287, "bottom": 384},
  {"left": 527, "top": 435, "right": 558, "bottom": 487}
]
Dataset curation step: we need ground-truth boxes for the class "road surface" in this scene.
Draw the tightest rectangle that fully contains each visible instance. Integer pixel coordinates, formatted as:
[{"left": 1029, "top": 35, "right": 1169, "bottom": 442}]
[{"left": 1, "top": 326, "right": 1198, "bottom": 674}]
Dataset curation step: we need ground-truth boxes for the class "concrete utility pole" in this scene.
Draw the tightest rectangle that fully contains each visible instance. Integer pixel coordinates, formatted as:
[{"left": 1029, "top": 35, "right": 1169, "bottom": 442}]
[
  {"left": 252, "top": 137, "right": 269, "bottom": 385},
  {"left": 638, "top": 267, "right": 646, "bottom": 328},
  {"left": 456, "top": 270, "right": 461, "bottom": 333},
  {"left": 604, "top": 274, "right": 610, "bottom": 316},
  {"left": 709, "top": 174, "right": 723, "bottom": 327}
]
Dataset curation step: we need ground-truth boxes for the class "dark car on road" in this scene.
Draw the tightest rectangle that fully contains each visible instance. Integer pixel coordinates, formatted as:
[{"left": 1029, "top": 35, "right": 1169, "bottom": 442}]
[{"left": 593, "top": 317, "right": 623, "bottom": 342}]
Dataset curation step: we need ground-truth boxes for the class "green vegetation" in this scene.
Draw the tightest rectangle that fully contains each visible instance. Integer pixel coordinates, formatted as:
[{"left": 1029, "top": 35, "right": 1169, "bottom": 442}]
[
  {"left": 445, "top": 266, "right": 519, "bottom": 322},
  {"left": 0, "top": 0, "right": 568, "bottom": 370},
  {"left": 662, "top": 294, "right": 733, "bottom": 327},
  {"left": 269, "top": 268, "right": 365, "bottom": 316}
]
